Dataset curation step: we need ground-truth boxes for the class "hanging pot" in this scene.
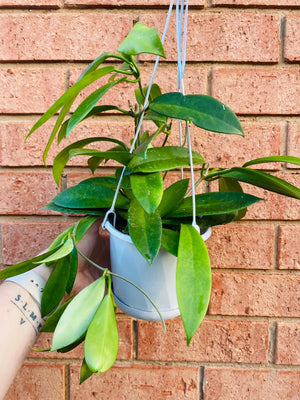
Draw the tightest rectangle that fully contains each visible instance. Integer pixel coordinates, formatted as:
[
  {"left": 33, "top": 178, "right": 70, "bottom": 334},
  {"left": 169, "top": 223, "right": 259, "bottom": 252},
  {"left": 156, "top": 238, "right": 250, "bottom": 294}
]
[{"left": 105, "top": 221, "right": 211, "bottom": 321}]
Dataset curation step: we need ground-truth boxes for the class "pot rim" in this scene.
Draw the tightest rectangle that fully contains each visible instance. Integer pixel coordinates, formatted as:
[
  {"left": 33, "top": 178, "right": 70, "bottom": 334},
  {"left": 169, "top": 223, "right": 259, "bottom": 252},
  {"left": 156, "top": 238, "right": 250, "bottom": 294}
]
[{"left": 104, "top": 220, "right": 212, "bottom": 243}]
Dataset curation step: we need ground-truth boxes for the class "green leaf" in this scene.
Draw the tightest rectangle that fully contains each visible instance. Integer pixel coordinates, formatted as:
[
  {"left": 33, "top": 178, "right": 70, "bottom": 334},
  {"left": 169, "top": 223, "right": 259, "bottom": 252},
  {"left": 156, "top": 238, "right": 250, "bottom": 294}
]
[
  {"left": 69, "top": 148, "right": 132, "bottom": 166},
  {"left": 149, "top": 93, "right": 244, "bottom": 135},
  {"left": 243, "top": 155, "right": 300, "bottom": 168},
  {"left": 52, "top": 137, "right": 128, "bottom": 186},
  {"left": 219, "top": 177, "right": 247, "bottom": 220},
  {"left": 135, "top": 83, "right": 162, "bottom": 106},
  {"left": 0, "top": 245, "right": 63, "bottom": 280},
  {"left": 80, "top": 358, "right": 94, "bottom": 384},
  {"left": 66, "top": 77, "right": 128, "bottom": 137},
  {"left": 130, "top": 172, "right": 164, "bottom": 214},
  {"left": 128, "top": 198, "right": 162, "bottom": 264},
  {"left": 51, "top": 181, "right": 129, "bottom": 210},
  {"left": 170, "top": 191, "right": 262, "bottom": 218},
  {"left": 127, "top": 146, "right": 205, "bottom": 174},
  {"left": 118, "top": 22, "right": 166, "bottom": 58},
  {"left": 41, "top": 298, "right": 73, "bottom": 332},
  {"left": 51, "top": 275, "right": 106, "bottom": 351},
  {"left": 215, "top": 167, "right": 300, "bottom": 200},
  {"left": 176, "top": 224, "right": 211, "bottom": 345},
  {"left": 36, "top": 237, "right": 74, "bottom": 264},
  {"left": 74, "top": 216, "right": 100, "bottom": 242},
  {"left": 66, "top": 247, "right": 78, "bottom": 294},
  {"left": 158, "top": 179, "right": 189, "bottom": 217},
  {"left": 41, "top": 256, "right": 71, "bottom": 317},
  {"left": 84, "top": 289, "right": 119, "bottom": 373},
  {"left": 43, "top": 202, "right": 106, "bottom": 216},
  {"left": 161, "top": 228, "right": 179, "bottom": 256}
]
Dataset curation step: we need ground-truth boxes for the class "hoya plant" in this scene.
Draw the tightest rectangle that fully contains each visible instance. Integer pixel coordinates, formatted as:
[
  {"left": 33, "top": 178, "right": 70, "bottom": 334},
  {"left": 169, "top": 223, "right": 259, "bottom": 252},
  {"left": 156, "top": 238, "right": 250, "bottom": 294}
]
[{"left": 1, "top": 23, "right": 299, "bottom": 383}]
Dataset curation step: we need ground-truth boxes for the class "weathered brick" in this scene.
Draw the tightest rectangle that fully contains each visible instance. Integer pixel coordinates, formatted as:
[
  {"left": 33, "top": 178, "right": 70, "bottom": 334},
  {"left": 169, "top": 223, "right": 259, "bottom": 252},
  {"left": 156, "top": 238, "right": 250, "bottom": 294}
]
[
  {"left": 0, "top": 13, "right": 132, "bottom": 61},
  {"left": 276, "top": 322, "right": 300, "bottom": 365},
  {"left": 65, "top": 0, "right": 203, "bottom": 4},
  {"left": 0, "top": 171, "right": 59, "bottom": 215},
  {"left": 140, "top": 13, "right": 280, "bottom": 63},
  {"left": 1, "top": 220, "right": 74, "bottom": 265},
  {"left": 212, "top": 0, "right": 298, "bottom": 5},
  {"left": 278, "top": 225, "right": 300, "bottom": 269},
  {"left": 209, "top": 271, "right": 300, "bottom": 317},
  {"left": 29, "top": 318, "right": 132, "bottom": 360},
  {"left": 70, "top": 364, "right": 199, "bottom": 399},
  {"left": 205, "top": 368, "right": 300, "bottom": 400},
  {"left": 4, "top": 363, "right": 65, "bottom": 400},
  {"left": 287, "top": 122, "right": 300, "bottom": 169},
  {"left": 212, "top": 68, "right": 300, "bottom": 115},
  {"left": 284, "top": 15, "right": 300, "bottom": 62},
  {"left": 207, "top": 224, "right": 275, "bottom": 269},
  {"left": 0, "top": 68, "right": 65, "bottom": 114},
  {"left": 138, "top": 319, "right": 269, "bottom": 363},
  {"left": 0, "top": 0, "right": 59, "bottom": 6}
]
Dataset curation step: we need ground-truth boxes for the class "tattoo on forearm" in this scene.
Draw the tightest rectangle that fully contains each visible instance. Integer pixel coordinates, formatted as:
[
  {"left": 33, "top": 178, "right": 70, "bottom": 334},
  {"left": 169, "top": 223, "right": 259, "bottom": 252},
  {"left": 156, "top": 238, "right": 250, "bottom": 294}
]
[{"left": 10, "top": 294, "right": 43, "bottom": 336}]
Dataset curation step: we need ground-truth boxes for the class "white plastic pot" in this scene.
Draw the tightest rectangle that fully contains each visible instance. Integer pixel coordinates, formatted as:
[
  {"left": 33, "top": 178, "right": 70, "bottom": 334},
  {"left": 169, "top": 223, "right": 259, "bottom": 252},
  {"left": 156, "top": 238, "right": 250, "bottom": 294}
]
[{"left": 105, "top": 221, "right": 211, "bottom": 321}]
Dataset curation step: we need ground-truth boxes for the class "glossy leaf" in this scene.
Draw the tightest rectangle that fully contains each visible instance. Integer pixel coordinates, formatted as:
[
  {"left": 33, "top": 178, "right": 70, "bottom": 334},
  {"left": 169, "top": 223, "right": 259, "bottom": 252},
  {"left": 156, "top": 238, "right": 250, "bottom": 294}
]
[
  {"left": 67, "top": 77, "right": 128, "bottom": 137},
  {"left": 80, "top": 359, "right": 94, "bottom": 384},
  {"left": 161, "top": 228, "right": 179, "bottom": 256},
  {"left": 41, "top": 256, "right": 71, "bottom": 316},
  {"left": 130, "top": 172, "right": 164, "bottom": 214},
  {"left": 170, "top": 192, "right": 262, "bottom": 217},
  {"left": 215, "top": 167, "right": 300, "bottom": 200},
  {"left": 74, "top": 216, "right": 100, "bottom": 242},
  {"left": 135, "top": 83, "right": 162, "bottom": 106},
  {"left": 219, "top": 177, "right": 247, "bottom": 220},
  {"left": 43, "top": 202, "right": 106, "bottom": 216},
  {"left": 68, "top": 148, "right": 131, "bottom": 167},
  {"left": 128, "top": 198, "right": 162, "bottom": 264},
  {"left": 127, "top": 146, "right": 204, "bottom": 174},
  {"left": 158, "top": 179, "right": 189, "bottom": 217},
  {"left": 51, "top": 275, "right": 106, "bottom": 351},
  {"left": 52, "top": 137, "right": 128, "bottom": 185},
  {"left": 41, "top": 298, "right": 73, "bottom": 332},
  {"left": 36, "top": 237, "right": 74, "bottom": 264},
  {"left": 176, "top": 224, "right": 211, "bottom": 345},
  {"left": 85, "top": 289, "right": 119, "bottom": 373},
  {"left": 163, "top": 212, "right": 237, "bottom": 228},
  {"left": 66, "top": 247, "right": 78, "bottom": 294},
  {"left": 243, "top": 155, "right": 300, "bottom": 168},
  {"left": 0, "top": 245, "right": 63, "bottom": 280},
  {"left": 149, "top": 93, "right": 244, "bottom": 135},
  {"left": 118, "top": 22, "right": 166, "bottom": 58},
  {"left": 51, "top": 181, "right": 129, "bottom": 210}
]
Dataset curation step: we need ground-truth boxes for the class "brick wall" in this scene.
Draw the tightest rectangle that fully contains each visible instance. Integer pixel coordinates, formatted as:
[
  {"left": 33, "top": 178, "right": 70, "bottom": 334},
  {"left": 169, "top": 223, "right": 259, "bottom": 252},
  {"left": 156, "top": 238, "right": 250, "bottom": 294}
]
[{"left": 1, "top": 1, "right": 299, "bottom": 399}]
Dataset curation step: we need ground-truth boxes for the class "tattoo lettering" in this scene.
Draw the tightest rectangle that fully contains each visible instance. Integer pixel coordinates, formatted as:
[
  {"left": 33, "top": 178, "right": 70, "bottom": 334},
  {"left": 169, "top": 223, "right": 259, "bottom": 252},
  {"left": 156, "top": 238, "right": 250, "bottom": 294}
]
[{"left": 11, "top": 293, "right": 43, "bottom": 336}]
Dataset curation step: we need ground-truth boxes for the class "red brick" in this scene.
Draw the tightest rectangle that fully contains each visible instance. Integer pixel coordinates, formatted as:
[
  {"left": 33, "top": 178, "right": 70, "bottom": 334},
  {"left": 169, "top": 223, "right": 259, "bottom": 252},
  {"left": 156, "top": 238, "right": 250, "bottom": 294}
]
[
  {"left": 276, "top": 322, "right": 300, "bottom": 365},
  {"left": 207, "top": 224, "right": 275, "bottom": 269},
  {"left": 209, "top": 271, "right": 300, "bottom": 317},
  {"left": 0, "top": 13, "right": 132, "bottom": 61},
  {"left": 0, "top": 68, "right": 65, "bottom": 114},
  {"left": 4, "top": 363, "right": 65, "bottom": 400},
  {"left": 205, "top": 368, "right": 300, "bottom": 400},
  {"left": 278, "top": 225, "right": 300, "bottom": 269},
  {"left": 140, "top": 13, "right": 280, "bottom": 63},
  {"left": 70, "top": 364, "right": 199, "bottom": 399},
  {"left": 212, "top": 68, "right": 300, "bottom": 115},
  {"left": 1, "top": 220, "right": 74, "bottom": 265},
  {"left": 212, "top": 0, "right": 298, "bottom": 5},
  {"left": 0, "top": 0, "right": 58, "bottom": 5},
  {"left": 138, "top": 319, "right": 269, "bottom": 363},
  {"left": 65, "top": 0, "right": 203, "bottom": 4},
  {"left": 29, "top": 318, "right": 133, "bottom": 360},
  {"left": 0, "top": 171, "right": 59, "bottom": 215},
  {"left": 285, "top": 15, "right": 300, "bottom": 62},
  {"left": 287, "top": 122, "right": 300, "bottom": 169}
]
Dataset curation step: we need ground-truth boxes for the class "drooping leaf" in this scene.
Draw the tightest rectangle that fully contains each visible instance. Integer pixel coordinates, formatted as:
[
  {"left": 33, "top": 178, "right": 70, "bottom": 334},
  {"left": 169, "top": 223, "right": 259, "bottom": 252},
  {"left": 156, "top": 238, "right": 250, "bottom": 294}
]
[
  {"left": 158, "top": 179, "right": 189, "bottom": 217},
  {"left": 41, "top": 298, "right": 73, "bottom": 332},
  {"left": 128, "top": 198, "right": 162, "bottom": 264},
  {"left": 130, "top": 172, "right": 164, "bottom": 214},
  {"left": 51, "top": 274, "right": 106, "bottom": 351},
  {"left": 135, "top": 83, "right": 162, "bottom": 106},
  {"left": 149, "top": 93, "right": 244, "bottom": 136},
  {"left": 219, "top": 177, "right": 247, "bottom": 220},
  {"left": 43, "top": 202, "right": 106, "bottom": 215},
  {"left": 41, "top": 256, "right": 71, "bottom": 316},
  {"left": 68, "top": 148, "right": 132, "bottom": 167},
  {"left": 170, "top": 191, "right": 262, "bottom": 218},
  {"left": 243, "top": 155, "right": 300, "bottom": 168},
  {"left": 118, "top": 22, "right": 166, "bottom": 58},
  {"left": 214, "top": 167, "right": 300, "bottom": 200},
  {"left": 74, "top": 216, "right": 100, "bottom": 242},
  {"left": 127, "top": 146, "right": 204, "bottom": 174},
  {"left": 66, "top": 247, "right": 78, "bottom": 294},
  {"left": 161, "top": 228, "right": 179, "bottom": 256},
  {"left": 84, "top": 288, "right": 119, "bottom": 373},
  {"left": 52, "top": 137, "right": 128, "bottom": 185},
  {"left": 80, "top": 358, "right": 94, "bottom": 384},
  {"left": 35, "top": 237, "right": 74, "bottom": 264},
  {"left": 176, "top": 224, "right": 211, "bottom": 345}
]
